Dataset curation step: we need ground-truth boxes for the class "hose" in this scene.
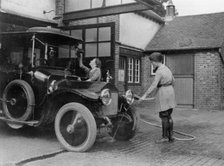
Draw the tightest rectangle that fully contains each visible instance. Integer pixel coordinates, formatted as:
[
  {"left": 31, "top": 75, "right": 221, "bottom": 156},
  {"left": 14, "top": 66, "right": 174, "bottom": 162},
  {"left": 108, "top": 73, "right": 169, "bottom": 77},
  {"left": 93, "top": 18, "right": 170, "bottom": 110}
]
[
  {"left": 140, "top": 118, "right": 196, "bottom": 141},
  {"left": 133, "top": 95, "right": 196, "bottom": 141}
]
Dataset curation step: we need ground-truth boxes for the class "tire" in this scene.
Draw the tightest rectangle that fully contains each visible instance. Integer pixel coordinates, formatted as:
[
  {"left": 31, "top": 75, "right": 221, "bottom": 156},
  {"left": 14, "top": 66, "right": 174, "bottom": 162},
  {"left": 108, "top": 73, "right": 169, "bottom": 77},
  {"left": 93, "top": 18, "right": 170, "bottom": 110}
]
[
  {"left": 55, "top": 102, "right": 97, "bottom": 152},
  {"left": 110, "top": 106, "right": 139, "bottom": 141},
  {"left": 2, "top": 80, "right": 35, "bottom": 121}
]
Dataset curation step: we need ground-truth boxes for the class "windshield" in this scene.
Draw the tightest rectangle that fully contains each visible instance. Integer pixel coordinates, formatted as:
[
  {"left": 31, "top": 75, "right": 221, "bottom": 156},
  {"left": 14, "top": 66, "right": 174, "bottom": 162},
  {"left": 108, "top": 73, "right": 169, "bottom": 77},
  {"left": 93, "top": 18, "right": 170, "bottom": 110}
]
[{"left": 32, "top": 35, "right": 78, "bottom": 68}]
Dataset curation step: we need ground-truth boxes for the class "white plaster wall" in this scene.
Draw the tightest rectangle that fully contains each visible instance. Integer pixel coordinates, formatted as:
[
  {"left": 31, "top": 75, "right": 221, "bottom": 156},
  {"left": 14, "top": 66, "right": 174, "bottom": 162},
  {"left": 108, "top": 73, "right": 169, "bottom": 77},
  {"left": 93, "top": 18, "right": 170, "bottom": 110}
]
[
  {"left": 119, "top": 13, "right": 161, "bottom": 50},
  {"left": 1, "top": 0, "right": 55, "bottom": 21}
]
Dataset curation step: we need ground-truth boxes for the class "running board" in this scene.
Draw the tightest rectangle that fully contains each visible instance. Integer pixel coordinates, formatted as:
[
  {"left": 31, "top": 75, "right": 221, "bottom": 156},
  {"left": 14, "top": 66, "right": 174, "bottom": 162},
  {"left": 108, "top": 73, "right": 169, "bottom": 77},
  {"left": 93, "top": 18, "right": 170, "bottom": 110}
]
[{"left": 0, "top": 116, "right": 39, "bottom": 126}]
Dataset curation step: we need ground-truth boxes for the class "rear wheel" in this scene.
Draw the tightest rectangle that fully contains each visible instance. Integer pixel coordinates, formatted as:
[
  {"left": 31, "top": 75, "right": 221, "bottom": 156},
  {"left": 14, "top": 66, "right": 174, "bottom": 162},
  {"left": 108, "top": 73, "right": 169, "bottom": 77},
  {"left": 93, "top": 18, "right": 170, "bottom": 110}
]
[
  {"left": 55, "top": 102, "right": 97, "bottom": 152},
  {"left": 110, "top": 106, "right": 139, "bottom": 141},
  {"left": 2, "top": 80, "right": 35, "bottom": 129}
]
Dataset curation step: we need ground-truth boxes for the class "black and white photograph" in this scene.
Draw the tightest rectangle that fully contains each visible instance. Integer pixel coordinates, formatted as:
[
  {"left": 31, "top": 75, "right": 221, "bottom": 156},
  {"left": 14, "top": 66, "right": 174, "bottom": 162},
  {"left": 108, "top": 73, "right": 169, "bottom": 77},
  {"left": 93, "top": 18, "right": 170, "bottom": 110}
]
[{"left": 0, "top": 0, "right": 224, "bottom": 165}]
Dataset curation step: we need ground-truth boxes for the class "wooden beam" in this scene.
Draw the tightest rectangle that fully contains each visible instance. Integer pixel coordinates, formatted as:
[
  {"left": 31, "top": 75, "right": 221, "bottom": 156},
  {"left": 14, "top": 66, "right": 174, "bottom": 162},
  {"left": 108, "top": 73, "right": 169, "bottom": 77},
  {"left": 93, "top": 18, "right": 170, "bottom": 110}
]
[{"left": 63, "top": 3, "right": 154, "bottom": 22}]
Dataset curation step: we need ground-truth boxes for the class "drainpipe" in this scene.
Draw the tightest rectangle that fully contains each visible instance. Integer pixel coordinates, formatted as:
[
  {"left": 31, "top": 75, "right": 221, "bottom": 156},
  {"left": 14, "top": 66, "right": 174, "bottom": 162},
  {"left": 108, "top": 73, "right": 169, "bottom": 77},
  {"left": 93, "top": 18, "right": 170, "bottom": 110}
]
[
  {"left": 54, "top": 0, "right": 65, "bottom": 27},
  {"left": 218, "top": 48, "right": 224, "bottom": 111}
]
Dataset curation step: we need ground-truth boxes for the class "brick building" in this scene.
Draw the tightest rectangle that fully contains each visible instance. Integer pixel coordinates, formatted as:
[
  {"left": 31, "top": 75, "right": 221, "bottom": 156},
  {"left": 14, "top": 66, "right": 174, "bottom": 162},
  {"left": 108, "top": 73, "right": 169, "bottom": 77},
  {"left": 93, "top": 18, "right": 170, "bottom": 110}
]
[
  {"left": 58, "top": 0, "right": 166, "bottom": 95},
  {"left": 1, "top": 0, "right": 224, "bottom": 110},
  {"left": 0, "top": 0, "right": 166, "bottom": 95},
  {"left": 146, "top": 12, "right": 224, "bottom": 110}
]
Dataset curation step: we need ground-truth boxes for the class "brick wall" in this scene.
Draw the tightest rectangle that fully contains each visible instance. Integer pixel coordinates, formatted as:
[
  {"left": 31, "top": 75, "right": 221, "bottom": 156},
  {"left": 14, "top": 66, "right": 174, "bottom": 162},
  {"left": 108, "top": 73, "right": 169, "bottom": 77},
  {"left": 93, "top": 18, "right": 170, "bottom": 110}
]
[
  {"left": 194, "top": 51, "right": 224, "bottom": 110},
  {"left": 127, "top": 55, "right": 153, "bottom": 96}
]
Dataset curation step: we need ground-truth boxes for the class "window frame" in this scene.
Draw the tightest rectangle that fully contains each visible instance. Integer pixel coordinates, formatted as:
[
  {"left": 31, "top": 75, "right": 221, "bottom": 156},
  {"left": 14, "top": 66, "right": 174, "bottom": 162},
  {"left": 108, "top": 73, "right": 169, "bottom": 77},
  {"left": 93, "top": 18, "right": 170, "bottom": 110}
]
[
  {"left": 127, "top": 57, "right": 141, "bottom": 84},
  {"left": 64, "top": 23, "right": 115, "bottom": 58}
]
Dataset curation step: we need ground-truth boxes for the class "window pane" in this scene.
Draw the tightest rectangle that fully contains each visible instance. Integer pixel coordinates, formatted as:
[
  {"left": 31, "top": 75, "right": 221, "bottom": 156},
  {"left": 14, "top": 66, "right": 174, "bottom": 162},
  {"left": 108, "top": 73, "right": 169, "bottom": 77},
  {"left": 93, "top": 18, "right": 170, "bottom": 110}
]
[
  {"left": 135, "top": 59, "right": 140, "bottom": 83},
  {"left": 58, "top": 45, "right": 70, "bottom": 58},
  {"left": 9, "top": 47, "right": 23, "bottom": 65},
  {"left": 62, "top": 30, "right": 70, "bottom": 34},
  {"left": 122, "top": 0, "right": 135, "bottom": 4},
  {"left": 66, "top": 0, "right": 91, "bottom": 12},
  {"left": 98, "top": 42, "right": 111, "bottom": 57},
  {"left": 107, "top": 0, "right": 122, "bottom": 6},
  {"left": 71, "top": 30, "right": 83, "bottom": 40},
  {"left": 92, "top": 0, "right": 103, "bottom": 8},
  {"left": 85, "top": 43, "right": 97, "bottom": 57},
  {"left": 71, "top": 48, "right": 76, "bottom": 58},
  {"left": 128, "top": 58, "right": 133, "bottom": 83},
  {"left": 119, "top": 57, "right": 125, "bottom": 69},
  {"left": 86, "top": 28, "right": 97, "bottom": 42},
  {"left": 99, "top": 27, "right": 111, "bottom": 41},
  {"left": 28, "top": 48, "right": 40, "bottom": 64}
]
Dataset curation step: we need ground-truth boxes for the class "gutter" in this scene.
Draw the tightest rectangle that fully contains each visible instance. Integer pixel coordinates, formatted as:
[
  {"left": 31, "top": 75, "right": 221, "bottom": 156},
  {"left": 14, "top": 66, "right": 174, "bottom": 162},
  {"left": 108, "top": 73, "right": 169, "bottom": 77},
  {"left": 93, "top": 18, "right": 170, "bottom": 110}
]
[{"left": 135, "top": 10, "right": 165, "bottom": 24}]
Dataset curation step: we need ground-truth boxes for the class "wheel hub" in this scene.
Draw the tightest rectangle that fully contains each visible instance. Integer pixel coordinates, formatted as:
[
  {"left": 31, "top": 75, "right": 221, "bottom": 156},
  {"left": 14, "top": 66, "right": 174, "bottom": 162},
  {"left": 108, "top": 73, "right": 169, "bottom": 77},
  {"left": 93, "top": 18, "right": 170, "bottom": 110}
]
[
  {"left": 9, "top": 98, "right": 16, "bottom": 106},
  {"left": 66, "top": 115, "right": 82, "bottom": 134},
  {"left": 66, "top": 124, "right": 74, "bottom": 134}
]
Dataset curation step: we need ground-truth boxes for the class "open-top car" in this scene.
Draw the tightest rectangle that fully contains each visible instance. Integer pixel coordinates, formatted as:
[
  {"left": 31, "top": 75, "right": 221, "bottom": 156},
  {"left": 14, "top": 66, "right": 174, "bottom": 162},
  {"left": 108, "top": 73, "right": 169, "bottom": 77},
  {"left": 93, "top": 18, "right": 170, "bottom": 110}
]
[{"left": 0, "top": 27, "right": 139, "bottom": 152}]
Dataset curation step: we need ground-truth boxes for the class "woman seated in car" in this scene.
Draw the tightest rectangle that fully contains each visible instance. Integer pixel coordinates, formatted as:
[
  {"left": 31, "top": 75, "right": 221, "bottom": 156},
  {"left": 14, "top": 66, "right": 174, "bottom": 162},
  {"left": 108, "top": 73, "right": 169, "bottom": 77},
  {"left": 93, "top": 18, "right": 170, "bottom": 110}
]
[{"left": 78, "top": 52, "right": 101, "bottom": 82}]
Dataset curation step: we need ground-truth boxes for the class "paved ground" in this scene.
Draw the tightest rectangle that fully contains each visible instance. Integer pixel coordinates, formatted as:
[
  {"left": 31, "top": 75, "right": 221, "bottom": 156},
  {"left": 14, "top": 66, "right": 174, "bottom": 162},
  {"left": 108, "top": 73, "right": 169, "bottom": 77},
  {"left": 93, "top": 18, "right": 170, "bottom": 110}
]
[
  {"left": 137, "top": 103, "right": 224, "bottom": 166},
  {"left": 1, "top": 103, "right": 224, "bottom": 166}
]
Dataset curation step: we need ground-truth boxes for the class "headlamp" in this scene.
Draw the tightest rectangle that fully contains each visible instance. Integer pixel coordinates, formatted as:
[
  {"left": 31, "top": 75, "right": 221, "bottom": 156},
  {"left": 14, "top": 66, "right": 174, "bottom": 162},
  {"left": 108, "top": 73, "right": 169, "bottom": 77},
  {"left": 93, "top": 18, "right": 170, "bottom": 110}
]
[
  {"left": 100, "top": 89, "right": 112, "bottom": 105},
  {"left": 48, "top": 80, "right": 58, "bottom": 94},
  {"left": 125, "top": 89, "right": 134, "bottom": 105}
]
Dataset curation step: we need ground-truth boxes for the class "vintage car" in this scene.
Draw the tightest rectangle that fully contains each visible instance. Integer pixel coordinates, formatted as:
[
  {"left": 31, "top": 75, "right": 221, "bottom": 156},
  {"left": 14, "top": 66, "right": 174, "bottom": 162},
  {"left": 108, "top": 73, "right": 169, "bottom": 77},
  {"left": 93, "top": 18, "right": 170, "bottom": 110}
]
[{"left": 0, "top": 27, "right": 139, "bottom": 152}]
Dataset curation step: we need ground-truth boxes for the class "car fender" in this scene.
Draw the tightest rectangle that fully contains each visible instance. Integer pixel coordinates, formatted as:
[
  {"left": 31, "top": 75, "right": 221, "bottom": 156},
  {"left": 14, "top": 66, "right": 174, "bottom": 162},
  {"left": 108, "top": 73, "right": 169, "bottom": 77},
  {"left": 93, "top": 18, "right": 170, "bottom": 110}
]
[
  {"left": 72, "top": 89, "right": 99, "bottom": 100},
  {"left": 37, "top": 89, "right": 99, "bottom": 126}
]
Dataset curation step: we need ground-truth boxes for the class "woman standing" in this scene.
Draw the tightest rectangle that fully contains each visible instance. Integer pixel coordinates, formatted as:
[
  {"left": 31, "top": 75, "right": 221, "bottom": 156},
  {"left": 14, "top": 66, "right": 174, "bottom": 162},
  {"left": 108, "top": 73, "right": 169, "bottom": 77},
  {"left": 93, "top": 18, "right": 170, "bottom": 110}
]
[{"left": 139, "top": 52, "right": 176, "bottom": 143}]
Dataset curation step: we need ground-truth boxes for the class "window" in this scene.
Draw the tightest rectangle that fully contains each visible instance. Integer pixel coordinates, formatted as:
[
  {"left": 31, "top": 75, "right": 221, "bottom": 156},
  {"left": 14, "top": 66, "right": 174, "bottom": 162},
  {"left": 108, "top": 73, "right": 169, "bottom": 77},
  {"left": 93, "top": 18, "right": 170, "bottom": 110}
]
[
  {"left": 70, "top": 24, "right": 113, "bottom": 58},
  {"left": 65, "top": 0, "right": 132, "bottom": 12},
  {"left": 85, "top": 27, "right": 111, "bottom": 57},
  {"left": 127, "top": 58, "right": 141, "bottom": 84}
]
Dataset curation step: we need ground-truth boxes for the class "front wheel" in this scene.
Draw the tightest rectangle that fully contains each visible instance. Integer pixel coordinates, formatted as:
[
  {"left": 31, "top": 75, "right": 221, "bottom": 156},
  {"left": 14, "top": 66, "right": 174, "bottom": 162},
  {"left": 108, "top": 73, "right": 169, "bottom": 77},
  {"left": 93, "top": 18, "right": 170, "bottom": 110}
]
[
  {"left": 110, "top": 106, "right": 139, "bottom": 141},
  {"left": 55, "top": 102, "right": 97, "bottom": 152}
]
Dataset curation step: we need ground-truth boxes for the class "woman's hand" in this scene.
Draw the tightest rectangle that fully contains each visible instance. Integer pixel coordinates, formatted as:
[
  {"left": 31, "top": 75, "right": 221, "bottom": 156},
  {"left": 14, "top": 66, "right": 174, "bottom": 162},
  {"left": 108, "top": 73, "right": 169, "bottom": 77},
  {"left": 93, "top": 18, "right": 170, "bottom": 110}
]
[{"left": 138, "top": 96, "right": 146, "bottom": 103}]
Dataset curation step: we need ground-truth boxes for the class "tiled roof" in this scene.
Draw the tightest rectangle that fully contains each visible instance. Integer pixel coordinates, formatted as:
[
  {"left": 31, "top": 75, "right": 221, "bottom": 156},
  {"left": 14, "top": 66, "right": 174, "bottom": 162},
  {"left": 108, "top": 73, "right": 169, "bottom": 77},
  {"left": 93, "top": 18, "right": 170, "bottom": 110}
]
[{"left": 145, "top": 12, "right": 224, "bottom": 51}]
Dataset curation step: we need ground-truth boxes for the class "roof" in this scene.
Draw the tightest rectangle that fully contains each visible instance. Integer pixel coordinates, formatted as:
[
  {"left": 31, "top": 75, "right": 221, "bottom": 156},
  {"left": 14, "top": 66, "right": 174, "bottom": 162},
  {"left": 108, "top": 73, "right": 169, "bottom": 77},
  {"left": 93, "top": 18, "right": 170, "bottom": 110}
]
[
  {"left": 0, "top": 27, "right": 82, "bottom": 45},
  {"left": 145, "top": 12, "right": 224, "bottom": 52}
]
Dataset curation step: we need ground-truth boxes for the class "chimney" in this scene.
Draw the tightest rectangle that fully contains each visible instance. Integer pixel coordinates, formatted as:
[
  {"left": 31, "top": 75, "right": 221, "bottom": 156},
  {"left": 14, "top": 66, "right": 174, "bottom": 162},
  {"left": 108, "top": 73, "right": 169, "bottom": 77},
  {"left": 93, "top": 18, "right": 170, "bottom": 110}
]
[
  {"left": 165, "top": 0, "right": 175, "bottom": 21},
  {"left": 54, "top": 0, "right": 65, "bottom": 27}
]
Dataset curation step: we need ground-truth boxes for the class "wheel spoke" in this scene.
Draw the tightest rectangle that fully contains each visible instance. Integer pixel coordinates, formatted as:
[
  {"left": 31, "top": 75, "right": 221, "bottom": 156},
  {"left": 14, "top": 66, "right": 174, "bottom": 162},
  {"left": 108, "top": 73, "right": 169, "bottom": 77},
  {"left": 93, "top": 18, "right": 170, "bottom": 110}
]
[{"left": 60, "top": 110, "right": 88, "bottom": 146}]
